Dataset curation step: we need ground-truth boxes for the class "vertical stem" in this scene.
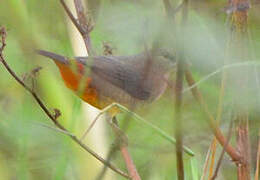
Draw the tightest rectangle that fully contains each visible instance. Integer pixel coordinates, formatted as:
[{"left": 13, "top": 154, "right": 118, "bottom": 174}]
[
  {"left": 255, "top": 130, "right": 260, "bottom": 180},
  {"left": 228, "top": 0, "right": 251, "bottom": 179},
  {"left": 174, "top": 57, "right": 185, "bottom": 180},
  {"left": 174, "top": 1, "right": 189, "bottom": 179},
  {"left": 120, "top": 148, "right": 141, "bottom": 180},
  {"left": 208, "top": 58, "right": 228, "bottom": 180},
  {"left": 236, "top": 114, "right": 251, "bottom": 180},
  {"left": 211, "top": 120, "right": 234, "bottom": 180},
  {"left": 73, "top": 0, "right": 94, "bottom": 54},
  {"left": 184, "top": 69, "right": 241, "bottom": 162},
  {"left": 112, "top": 117, "right": 141, "bottom": 180}
]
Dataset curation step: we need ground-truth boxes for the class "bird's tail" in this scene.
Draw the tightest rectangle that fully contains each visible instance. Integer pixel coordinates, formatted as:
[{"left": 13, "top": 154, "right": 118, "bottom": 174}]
[{"left": 36, "top": 50, "right": 68, "bottom": 64}]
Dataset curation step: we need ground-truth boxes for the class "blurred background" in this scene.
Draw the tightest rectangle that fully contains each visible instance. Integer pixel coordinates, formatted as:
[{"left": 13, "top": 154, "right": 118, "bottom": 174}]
[{"left": 0, "top": 0, "right": 259, "bottom": 179}]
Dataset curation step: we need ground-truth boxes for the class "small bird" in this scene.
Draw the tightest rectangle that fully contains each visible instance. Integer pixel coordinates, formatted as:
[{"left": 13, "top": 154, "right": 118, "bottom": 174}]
[
  {"left": 37, "top": 49, "right": 175, "bottom": 113},
  {"left": 36, "top": 49, "right": 197, "bottom": 157}
]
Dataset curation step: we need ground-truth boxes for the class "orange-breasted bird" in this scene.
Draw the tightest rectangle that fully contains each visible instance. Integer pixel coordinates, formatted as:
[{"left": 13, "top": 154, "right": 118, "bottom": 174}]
[
  {"left": 37, "top": 49, "right": 175, "bottom": 112},
  {"left": 36, "top": 49, "right": 197, "bottom": 157}
]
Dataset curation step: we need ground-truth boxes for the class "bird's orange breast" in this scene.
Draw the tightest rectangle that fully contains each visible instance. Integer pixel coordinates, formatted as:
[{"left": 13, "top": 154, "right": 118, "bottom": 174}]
[{"left": 55, "top": 61, "right": 104, "bottom": 109}]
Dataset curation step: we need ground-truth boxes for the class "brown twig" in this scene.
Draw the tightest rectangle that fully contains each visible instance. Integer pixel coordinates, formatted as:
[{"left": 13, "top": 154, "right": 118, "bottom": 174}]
[
  {"left": 161, "top": 0, "right": 186, "bottom": 179},
  {"left": 73, "top": 0, "right": 94, "bottom": 54},
  {"left": 60, "top": 0, "right": 94, "bottom": 55},
  {"left": 60, "top": 0, "right": 85, "bottom": 36},
  {"left": 211, "top": 120, "right": 234, "bottom": 180},
  {"left": 255, "top": 130, "right": 260, "bottom": 180},
  {"left": 0, "top": 28, "right": 6, "bottom": 52},
  {"left": 173, "top": 0, "right": 189, "bottom": 179},
  {"left": 174, "top": 55, "right": 185, "bottom": 180},
  {"left": 236, "top": 115, "right": 251, "bottom": 180},
  {"left": 0, "top": 27, "right": 130, "bottom": 179},
  {"left": 184, "top": 69, "right": 241, "bottom": 162},
  {"left": 208, "top": 51, "right": 228, "bottom": 180},
  {"left": 112, "top": 117, "right": 141, "bottom": 180},
  {"left": 120, "top": 147, "right": 140, "bottom": 180},
  {"left": 228, "top": 0, "right": 251, "bottom": 179},
  {"left": 95, "top": 144, "right": 118, "bottom": 180},
  {"left": 95, "top": 117, "right": 137, "bottom": 180}
]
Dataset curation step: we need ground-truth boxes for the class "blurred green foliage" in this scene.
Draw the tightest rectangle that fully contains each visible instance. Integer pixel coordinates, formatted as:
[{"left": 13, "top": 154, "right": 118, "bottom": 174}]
[{"left": 0, "top": 0, "right": 259, "bottom": 179}]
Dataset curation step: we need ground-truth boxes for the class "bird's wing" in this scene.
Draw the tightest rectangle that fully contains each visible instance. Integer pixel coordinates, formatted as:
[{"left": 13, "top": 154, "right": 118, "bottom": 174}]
[{"left": 76, "top": 56, "right": 151, "bottom": 100}]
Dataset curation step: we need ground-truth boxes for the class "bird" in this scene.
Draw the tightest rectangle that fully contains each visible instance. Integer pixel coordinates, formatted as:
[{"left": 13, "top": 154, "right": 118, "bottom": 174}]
[
  {"left": 36, "top": 49, "right": 175, "bottom": 115},
  {"left": 36, "top": 49, "right": 197, "bottom": 157}
]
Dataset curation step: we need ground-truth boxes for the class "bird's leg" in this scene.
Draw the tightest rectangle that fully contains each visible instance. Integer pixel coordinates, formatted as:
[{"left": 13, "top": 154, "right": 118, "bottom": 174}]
[
  {"left": 80, "top": 110, "right": 103, "bottom": 141},
  {"left": 107, "top": 116, "right": 128, "bottom": 148},
  {"left": 80, "top": 103, "right": 119, "bottom": 141}
]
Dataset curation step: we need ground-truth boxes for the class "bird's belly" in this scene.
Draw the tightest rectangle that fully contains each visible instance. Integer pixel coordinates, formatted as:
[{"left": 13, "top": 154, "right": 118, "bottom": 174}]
[
  {"left": 80, "top": 89, "right": 121, "bottom": 116},
  {"left": 80, "top": 87, "right": 108, "bottom": 109}
]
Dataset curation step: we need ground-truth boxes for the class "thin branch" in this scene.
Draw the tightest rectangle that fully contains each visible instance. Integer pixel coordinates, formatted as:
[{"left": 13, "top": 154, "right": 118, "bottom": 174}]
[
  {"left": 255, "top": 130, "right": 260, "bottom": 180},
  {"left": 211, "top": 120, "right": 234, "bottom": 180},
  {"left": 60, "top": 0, "right": 94, "bottom": 55},
  {"left": 95, "top": 144, "right": 118, "bottom": 180},
  {"left": 161, "top": 1, "right": 190, "bottom": 178},
  {"left": 60, "top": 0, "right": 86, "bottom": 36},
  {"left": 73, "top": 0, "right": 94, "bottom": 55},
  {"left": 120, "top": 147, "right": 140, "bottom": 180},
  {"left": 0, "top": 27, "right": 130, "bottom": 180},
  {"left": 35, "top": 122, "right": 76, "bottom": 136},
  {"left": 174, "top": 0, "right": 189, "bottom": 178},
  {"left": 174, "top": 47, "right": 185, "bottom": 180},
  {"left": 182, "top": 61, "right": 260, "bottom": 94},
  {"left": 184, "top": 69, "right": 241, "bottom": 162},
  {"left": 236, "top": 115, "right": 251, "bottom": 180},
  {"left": 112, "top": 117, "right": 141, "bottom": 180},
  {"left": 74, "top": 0, "right": 88, "bottom": 27},
  {"left": 208, "top": 52, "right": 228, "bottom": 179}
]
